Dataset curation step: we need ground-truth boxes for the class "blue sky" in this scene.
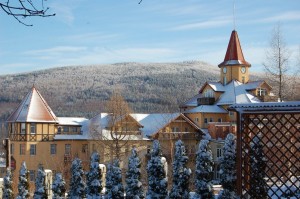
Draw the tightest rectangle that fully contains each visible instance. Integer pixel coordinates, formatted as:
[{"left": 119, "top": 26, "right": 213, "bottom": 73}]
[{"left": 0, "top": 0, "right": 299, "bottom": 75}]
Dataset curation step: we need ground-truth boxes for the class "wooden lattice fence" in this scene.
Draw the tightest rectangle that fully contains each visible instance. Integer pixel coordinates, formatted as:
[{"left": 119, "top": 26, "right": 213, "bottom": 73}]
[{"left": 230, "top": 102, "right": 300, "bottom": 199}]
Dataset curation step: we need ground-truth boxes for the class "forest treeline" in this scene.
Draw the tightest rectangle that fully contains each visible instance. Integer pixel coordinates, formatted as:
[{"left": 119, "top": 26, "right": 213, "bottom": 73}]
[{"left": 0, "top": 61, "right": 277, "bottom": 121}]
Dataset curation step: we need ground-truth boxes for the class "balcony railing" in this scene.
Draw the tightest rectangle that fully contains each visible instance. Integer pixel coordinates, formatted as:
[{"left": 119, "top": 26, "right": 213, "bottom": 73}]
[
  {"left": 9, "top": 133, "right": 54, "bottom": 141},
  {"left": 197, "top": 97, "right": 215, "bottom": 105}
]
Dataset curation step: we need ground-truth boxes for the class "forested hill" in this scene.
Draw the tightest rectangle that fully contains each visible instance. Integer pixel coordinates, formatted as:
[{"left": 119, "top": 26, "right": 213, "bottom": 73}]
[{"left": 0, "top": 61, "right": 261, "bottom": 120}]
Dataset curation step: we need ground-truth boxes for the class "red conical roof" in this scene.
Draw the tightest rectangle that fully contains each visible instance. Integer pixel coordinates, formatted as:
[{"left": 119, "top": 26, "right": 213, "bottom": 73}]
[
  {"left": 218, "top": 30, "right": 250, "bottom": 67},
  {"left": 7, "top": 86, "right": 58, "bottom": 123}
]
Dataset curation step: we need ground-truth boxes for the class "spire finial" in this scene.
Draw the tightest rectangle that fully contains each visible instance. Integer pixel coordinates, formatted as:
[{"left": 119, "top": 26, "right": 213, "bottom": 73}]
[{"left": 233, "top": 0, "right": 236, "bottom": 30}]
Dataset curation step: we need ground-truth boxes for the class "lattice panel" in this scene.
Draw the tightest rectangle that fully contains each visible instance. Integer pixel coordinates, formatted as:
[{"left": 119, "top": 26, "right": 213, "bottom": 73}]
[{"left": 240, "top": 112, "right": 300, "bottom": 199}]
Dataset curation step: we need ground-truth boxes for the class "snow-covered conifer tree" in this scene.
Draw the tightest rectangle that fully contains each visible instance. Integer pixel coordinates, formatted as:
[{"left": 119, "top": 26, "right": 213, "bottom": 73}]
[
  {"left": 52, "top": 173, "right": 66, "bottom": 199},
  {"left": 193, "top": 139, "right": 214, "bottom": 199},
  {"left": 105, "top": 159, "right": 124, "bottom": 199},
  {"left": 68, "top": 158, "right": 86, "bottom": 198},
  {"left": 218, "top": 133, "right": 238, "bottom": 199},
  {"left": 169, "top": 140, "right": 191, "bottom": 199},
  {"left": 86, "top": 152, "right": 102, "bottom": 198},
  {"left": 16, "top": 161, "right": 30, "bottom": 199},
  {"left": 249, "top": 134, "right": 268, "bottom": 199},
  {"left": 33, "top": 164, "right": 47, "bottom": 199},
  {"left": 125, "top": 147, "right": 144, "bottom": 199},
  {"left": 2, "top": 168, "right": 13, "bottom": 199},
  {"left": 146, "top": 140, "right": 168, "bottom": 199}
]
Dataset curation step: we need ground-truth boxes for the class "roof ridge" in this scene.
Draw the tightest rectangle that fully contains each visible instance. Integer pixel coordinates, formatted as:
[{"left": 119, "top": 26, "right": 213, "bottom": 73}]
[{"left": 34, "top": 87, "right": 58, "bottom": 122}]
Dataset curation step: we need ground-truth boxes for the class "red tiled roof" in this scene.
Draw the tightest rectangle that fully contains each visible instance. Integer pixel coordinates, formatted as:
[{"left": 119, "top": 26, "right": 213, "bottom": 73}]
[
  {"left": 7, "top": 86, "right": 58, "bottom": 123},
  {"left": 218, "top": 30, "right": 251, "bottom": 67}
]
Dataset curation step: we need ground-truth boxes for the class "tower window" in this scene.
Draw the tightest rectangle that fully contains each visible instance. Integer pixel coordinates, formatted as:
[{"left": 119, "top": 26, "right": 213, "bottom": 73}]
[
  {"left": 30, "top": 123, "right": 36, "bottom": 134},
  {"left": 21, "top": 123, "right": 26, "bottom": 134},
  {"left": 242, "top": 76, "right": 245, "bottom": 83}
]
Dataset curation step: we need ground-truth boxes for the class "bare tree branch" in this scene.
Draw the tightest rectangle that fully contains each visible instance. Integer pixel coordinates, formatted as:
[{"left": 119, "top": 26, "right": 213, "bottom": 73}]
[{"left": 0, "top": 0, "right": 55, "bottom": 26}]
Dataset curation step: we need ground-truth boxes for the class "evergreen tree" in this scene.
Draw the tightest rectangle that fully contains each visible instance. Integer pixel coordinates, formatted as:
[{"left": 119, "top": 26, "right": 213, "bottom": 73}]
[
  {"left": 86, "top": 152, "right": 103, "bottom": 198},
  {"left": 68, "top": 158, "right": 86, "bottom": 199},
  {"left": 146, "top": 140, "right": 168, "bottom": 199},
  {"left": 52, "top": 173, "right": 66, "bottom": 199},
  {"left": 16, "top": 161, "right": 30, "bottom": 199},
  {"left": 169, "top": 140, "right": 191, "bottom": 199},
  {"left": 249, "top": 134, "right": 268, "bottom": 199},
  {"left": 105, "top": 159, "right": 124, "bottom": 199},
  {"left": 218, "top": 133, "right": 238, "bottom": 199},
  {"left": 33, "top": 164, "right": 47, "bottom": 199},
  {"left": 2, "top": 168, "right": 13, "bottom": 199},
  {"left": 193, "top": 139, "right": 214, "bottom": 199},
  {"left": 125, "top": 147, "right": 144, "bottom": 199}
]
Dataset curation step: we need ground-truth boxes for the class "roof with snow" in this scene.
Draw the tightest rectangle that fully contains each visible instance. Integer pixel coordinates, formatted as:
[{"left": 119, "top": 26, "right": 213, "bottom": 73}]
[
  {"left": 229, "top": 101, "right": 300, "bottom": 112},
  {"left": 131, "top": 113, "right": 181, "bottom": 137},
  {"left": 216, "top": 80, "right": 261, "bottom": 105},
  {"left": 7, "top": 86, "right": 58, "bottom": 123},
  {"left": 218, "top": 30, "right": 250, "bottom": 67},
  {"left": 184, "top": 105, "right": 227, "bottom": 114},
  {"left": 54, "top": 117, "right": 89, "bottom": 140},
  {"left": 180, "top": 93, "right": 201, "bottom": 108}
]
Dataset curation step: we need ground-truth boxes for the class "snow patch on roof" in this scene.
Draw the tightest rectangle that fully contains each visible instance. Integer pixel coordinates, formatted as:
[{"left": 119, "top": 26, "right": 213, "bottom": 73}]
[
  {"left": 132, "top": 113, "right": 180, "bottom": 137},
  {"left": 184, "top": 105, "right": 227, "bottom": 113}
]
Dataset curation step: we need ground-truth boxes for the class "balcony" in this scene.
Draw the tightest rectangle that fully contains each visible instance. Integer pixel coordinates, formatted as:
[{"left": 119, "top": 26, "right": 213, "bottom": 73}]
[{"left": 197, "top": 97, "right": 215, "bottom": 105}]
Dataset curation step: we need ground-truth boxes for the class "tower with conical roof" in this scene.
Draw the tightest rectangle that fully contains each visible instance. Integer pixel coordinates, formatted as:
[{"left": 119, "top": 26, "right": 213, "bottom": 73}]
[{"left": 218, "top": 30, "right": 251, "bottom": 85}]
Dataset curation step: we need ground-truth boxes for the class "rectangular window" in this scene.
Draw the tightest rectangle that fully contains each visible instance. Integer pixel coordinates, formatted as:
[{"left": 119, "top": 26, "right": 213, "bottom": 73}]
[
  {"left": 195, "top": 118, "right": 199, "bottom": 123},
  {"left": 20, "top": 144, "right": 25, "bottom": 155},
  {"left": 50, "top": 144, "right": 57, "bottom": 155},
  {"left": 217, "top": 148, "right": 222, "bottom": 158},
  {"left": 71, "top": 127, "right": 77, "bottom": 133},
  {"left": 257, "top": 87, "right": 267, "bottom": 96},
  {"left": 29, "top": 170, "right": 35, "bottom": 182},
  {"left": 65, "top": 144, "right": 71, "bottom": 155},
  {"left": 209, "top": 118, "right": 213, "bottom": 122},
  {"left": 30, "top": 123, "right": 36, "bottom": 134},
  {"left": 229, "top": 111, "right": 234, "bottom": 116},
  {"left": 218, "top": 118, "right": 222, "bottom": 122},
  {"left": 21, "top": 123, "right": 26, "bottom": 134},
  {"left": 11, "top": 143, "right": 14, "bottom": 155},
  {"left": 63, "top": 126, "right": 69, "bottom": 133},
  {"left": 82, "top": 144, "right": 88, "bottom": 153},
  {"left": 204, "top": 118, "right": 208, "bottom": 124},
  {"left": 30, "top": 144, "right": 36, "bottom": 155}
]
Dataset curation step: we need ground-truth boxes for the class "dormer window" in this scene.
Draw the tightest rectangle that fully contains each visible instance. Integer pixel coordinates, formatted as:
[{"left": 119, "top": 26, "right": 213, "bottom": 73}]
[
  {"left": 204, "top": 89, "right": 214, "bottom": 98},
  {"left": 257, "top": 88, "right": 267, "bottom": 96}
]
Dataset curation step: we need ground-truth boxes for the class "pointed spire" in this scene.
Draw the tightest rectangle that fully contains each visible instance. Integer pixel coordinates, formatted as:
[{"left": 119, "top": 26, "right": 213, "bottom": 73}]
[
  {"left": 218, "top": 30, "right": 250, "bottom": 67},
  {"left": 7, "top": 86, "right": 58, "bottom": 123}
]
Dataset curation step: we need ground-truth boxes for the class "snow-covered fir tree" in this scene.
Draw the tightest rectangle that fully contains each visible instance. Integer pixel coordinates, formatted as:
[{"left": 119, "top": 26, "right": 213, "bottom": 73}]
[
  {"left": 218, "top": 133, "right": 238, "bottom": 199},
  {"left": 249, "top": 134, "right": 268, "bottom": 199},
  {"left": 169, "top": 140, "right": 191, "bottom": 199},
  {"left": 193, "top": 139, "right": 214, "bottom": 199},
  {"left": 125, "top": 147, "right": 144, "bottom": 199},
  {"left": 52, "top": 173, "right": 66, "bottom": 199},
  {"left": 2, "top": 168, "right": 13, "bottom": 199},
  {"left": 146, "top": 140, "right": 168, "bottom": 199},
  {"left": 33, "top": 164, "right": 47, "bottom": 199},
  {"left": 105, "top": 159, "right": 124, "bottom": 199},
  {"left": 68, "top": 158, "right": 86, "bottom": 199},
  {"left": 17, "top": 161, "right": 30, "bottom": 199},
  {"left": 86, "top": 152, "right": 103, "bottom": 198}
]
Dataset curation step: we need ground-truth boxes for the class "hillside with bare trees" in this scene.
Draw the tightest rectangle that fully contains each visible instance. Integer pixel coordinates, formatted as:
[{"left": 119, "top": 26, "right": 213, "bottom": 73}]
[{"left": 0, "top": 61, "right": 276, "bottom": 122}]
